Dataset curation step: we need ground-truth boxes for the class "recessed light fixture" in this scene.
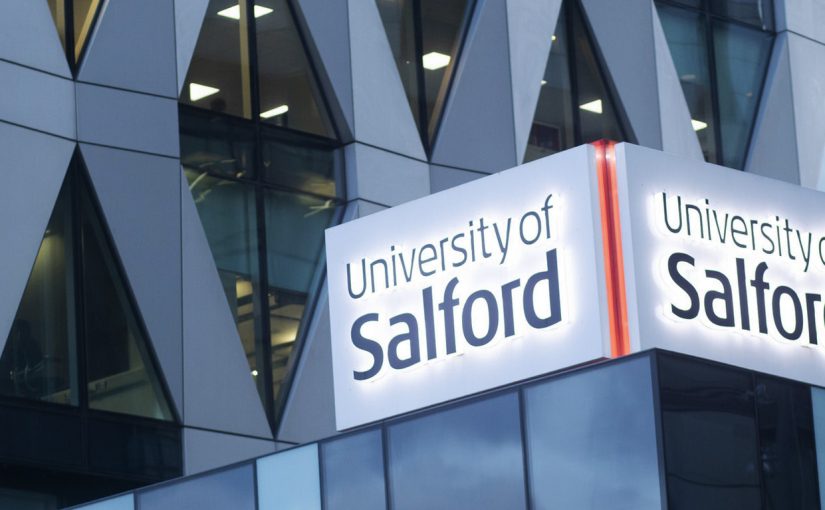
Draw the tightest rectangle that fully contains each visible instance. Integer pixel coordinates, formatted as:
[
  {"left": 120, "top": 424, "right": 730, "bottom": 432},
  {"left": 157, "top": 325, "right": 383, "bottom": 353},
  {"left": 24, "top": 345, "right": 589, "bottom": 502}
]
[
  {"left": 541, "top": 79, "right": 547, "bottom": 86},
  {"left": 552, "top": 34, "right": 557, "bottom": 41},
  {"left": 422, "top": 51, "right": 451, "bottom": 70},
  {"left": 189, "top": 83, "right": 220, "bottom": 101},
  {"left": 251, "top": 370, "right": 259, "bottom": 377},
  {"left": 217, "top": 4, "right": 273, "bottom": 20},
  {"left": 260, "top": 104, "right": 289, "bottom": 118},
  {"left": 579, "top": 99, "right": 603, "bottom": 114},
  {"left": 691, "top": 119, "right": 708, "bottom": 131}
]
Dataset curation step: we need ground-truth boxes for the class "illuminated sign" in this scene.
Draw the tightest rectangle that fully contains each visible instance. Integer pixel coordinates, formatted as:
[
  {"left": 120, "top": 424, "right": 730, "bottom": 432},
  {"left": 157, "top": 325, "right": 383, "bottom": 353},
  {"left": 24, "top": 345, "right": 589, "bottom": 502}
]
[
  {"left": 615, "top": 144, "right": 825, "bottom": 385},
  {"left": 326, "top": 146, "right": 613, "bottom": 430}
]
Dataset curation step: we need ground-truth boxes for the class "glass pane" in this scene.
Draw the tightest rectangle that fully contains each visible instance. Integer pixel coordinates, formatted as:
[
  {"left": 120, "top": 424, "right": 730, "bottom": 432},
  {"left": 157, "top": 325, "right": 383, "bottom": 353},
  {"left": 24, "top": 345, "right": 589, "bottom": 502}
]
[
  {"left": 73, "top": 0, "right": 102, "bottom": 61},
  {"left": 321, "top": 429, "right": 386, "bottom": 510},
  {"left": 81, "top": 176, "right": 173, "bottom": 421},
  {"left": 0, "top": 175, "right": 77, "bottom": 406},
  {"left": 755, "top": 377, "right": 819, "bottom": 509},
  {"left": 46, "top": 0, "right": 67, "bottom": 54},
  {"left": 710, "top": 0, "right": 774, "bottom": 30},
  {"left": 185, "top": 170, "right": 264, "bottom": 398},
  {"left": 376, "top": 0, "right": 421, "bottom": 128},
  {"left": 257, "top": 445, "right": 322, "bottom": 510},
  {"left": 182, "top": 0, "right": 253, "bottom": 118},
  {"left": 261, "top": 126, "right": 339, "bottom": 197},
  {"left": 524, "top": 356, "right": 661, "bottom": 510},
  {"left": 180, "top": 108, "right": 257, "bottom": 180},
  {"left": 525, "top": 3, "right": 575, "bottom": 162},
  {"left": 73, "top": 494, "right": 133, "bottom": 510},
  {"left": 387, "top": 392, "right": 527, "bottom": 510},
  {"left": 420, "top": 0, "right": 469, "bottom": 135},
  {"left": 139, "top": 464, "right": 255, "bottom": 510},
  {"left": 658, "top": 5, "right": 719, "bottom": 163},
  {"left": 658, "top": 354, "right": 761, "bottom": 509},
  {"left": 0, "top": 488, "right": 56, "bottom": 510},
  {"left": 263, "top": 189, "right": 333, "bottom": 400},
  {"left": 813, "top": 388, "right": 825, "bottom": 506},
  {"left": 713, "top": 21, "right": 772, "bottom": 169},
  {"left": 571, "top": 2, "right": 624, "bottom": 145},
  {"left": 255, "top": 0, "right": 334, "bottom": 137}
]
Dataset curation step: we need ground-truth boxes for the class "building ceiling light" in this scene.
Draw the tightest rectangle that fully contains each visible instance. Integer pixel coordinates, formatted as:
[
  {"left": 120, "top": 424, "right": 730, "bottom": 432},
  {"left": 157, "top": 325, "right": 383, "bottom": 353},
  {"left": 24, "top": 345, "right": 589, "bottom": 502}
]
[
  {"left": 692, "top": 119, "right": 708, "bottom": 131},
  {"left": 579, "top": 99, "right": 603, "bottom": 114},
  {"left": 217, "top": 4, "right": 274, "bottom": 20},
  {"left": 260, "top": 104, "right": 289, "bottom": 118},
  {"left": 422, "top": 51, "right": 451, "bottom": 70},
  {"left": 189, "top": 82, "right": 220, "bottom": 102},
  {"left": 541, "top": 79, "right": 547, "bottom": 86},
  {"left": 552, "top": 34, "right": 557, "bottom": 41},
  {"left": 251, "top": 370, "right": 259, "bottom": 377}
]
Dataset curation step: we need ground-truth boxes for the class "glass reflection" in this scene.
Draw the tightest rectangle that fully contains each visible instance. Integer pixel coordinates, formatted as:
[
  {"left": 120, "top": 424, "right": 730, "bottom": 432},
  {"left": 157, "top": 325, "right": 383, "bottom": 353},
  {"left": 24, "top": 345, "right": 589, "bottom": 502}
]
[
  {"left": 710, "top": 0, "right": 774, "bottom": 30},
  {"left": 261, "top": 127, "right": 338, "bottom": 197},
  {"left": 257, "top": 445, "right": 321, "bottom": 510},
  {"left": 180, "top": 109, "right": 256, "bottom": 180},
  {"left": 322, "top": 430, "right": 386, "bottom": 510},
  {"left": 139, "top": 464, "right": 255, "bottom": 510},
  {"left": 376, "top": 0, "right": 420, "bottom": 127},
  {"left": 387, "top": 393, "right": 527, "bottom": 510}
]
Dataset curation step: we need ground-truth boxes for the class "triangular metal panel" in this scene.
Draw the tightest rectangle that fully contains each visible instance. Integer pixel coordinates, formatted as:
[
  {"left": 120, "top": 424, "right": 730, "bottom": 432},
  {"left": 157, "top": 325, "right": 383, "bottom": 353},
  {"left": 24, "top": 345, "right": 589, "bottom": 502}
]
[
  {"left": 181, "top": 170, "right": 273, "bottom": 438},
  {"left": 79, "top": 144, "right": 183, "bottom": 413},
  {"left": 0, "top": 1, "right": 71, "bottom": 78},
  {"left": 348, "top": 0, "right": 425, "bottom": 160},
  {"left": 580, "top": 0, "right": 661, "bottom": 149},
  {"left": 175, "top": 0, "right": 211, "bottom": 96},
  {"left": 431, "top": 0, "right": 517, "bottom": 173},
  {"left": 506, "top": 0, "right": 563, "bottom": 163},
  {"left": 787, "top": 33, "right": 825, "bottom": 189},
  {"left": 0, "top": 124, "right": 73, "bottom": 355},
  {"left": 651, "top": 4, "right": 703, "bottom": 161},
  {"left": 78, "top": 0, "right": 177, "bottom": 98},
  {"left": 184, "top": 428, "right": 276, "bottom": 475},
  {"left": 745, "top": 33, "right": 800, "bottom": 183},
  {"left": 293, "top": 0, "right": 354, "bottom": 141}
]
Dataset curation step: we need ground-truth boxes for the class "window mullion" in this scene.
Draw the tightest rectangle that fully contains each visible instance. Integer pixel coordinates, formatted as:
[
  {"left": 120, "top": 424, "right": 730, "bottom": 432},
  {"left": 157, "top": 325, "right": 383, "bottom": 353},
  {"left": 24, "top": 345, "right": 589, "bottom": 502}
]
[{"left": 704, "top": 9, "right": 724, "bottom": 165}]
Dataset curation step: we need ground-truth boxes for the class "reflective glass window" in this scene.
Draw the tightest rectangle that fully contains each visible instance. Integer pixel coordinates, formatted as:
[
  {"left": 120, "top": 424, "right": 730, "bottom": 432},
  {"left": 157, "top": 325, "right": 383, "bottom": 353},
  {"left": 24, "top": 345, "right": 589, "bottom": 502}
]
[
  {"left": 376, "top": 0, "right": 420, "bottom": 127},
  {"left": 46, "top": 0, "right": 103, "bottom": 66},
  {"left": 658, "top": 355, "right": 762, "bottom": 509},
  {"left": 257, "top": 445, "right": 322, "bottom": 510},
  {"left": 525, "top": 1, "right": 627, "bottom": 162},
  {"left": 387, "top": 392, "right": 527, "bottom": 509},
  {"left": 524, "top": 356, "right": 661, "bottom": 510},
  {"left": 261, "top": 127, "right": 339, "bottom": 197},
  {"left": 180, "top": 109, "right": 257, "bottom": 180},
  {"left": 138, "top": 464, "right": 255, "bottom": 510},
  {"left": 73, "top": 494, "right": 133, "bottom": 510},
  {"left": 709, "top": 0, "right": 774, "bottom": 30},
  {"left": 812, "top": 387, "right": 825, "bottom": 504},
  {"left": 321, "top": 429, "right": 386, "bottom": 510}
]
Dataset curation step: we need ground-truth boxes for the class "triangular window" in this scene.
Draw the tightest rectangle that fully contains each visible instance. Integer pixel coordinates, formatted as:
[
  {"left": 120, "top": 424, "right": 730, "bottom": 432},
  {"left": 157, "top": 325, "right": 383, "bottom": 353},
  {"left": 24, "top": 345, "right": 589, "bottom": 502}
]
[
  {"left": 525, "top": 0, "right": 626, "bottom": 162},
  {"left": 46, "top": 0, "right": 103, "bottom": 71},
  {"left": 376, "top": 0, "right": 474, "bottom": 147},
  {"left": 181, "top": 0, "right": 336, "bottom": 138},
  {"left": 0, "top": 156, "right": 174, "bottom": 422}
]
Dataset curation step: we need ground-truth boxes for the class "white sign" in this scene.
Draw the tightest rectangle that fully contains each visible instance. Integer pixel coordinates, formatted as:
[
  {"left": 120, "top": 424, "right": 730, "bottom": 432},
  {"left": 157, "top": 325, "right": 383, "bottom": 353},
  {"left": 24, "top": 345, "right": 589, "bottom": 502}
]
[
  {"left": 616, "top": 143, "right": 825, "bottom": 385},
  {"left": 326, "top": 146, "right": 612, "bottom": 430}
]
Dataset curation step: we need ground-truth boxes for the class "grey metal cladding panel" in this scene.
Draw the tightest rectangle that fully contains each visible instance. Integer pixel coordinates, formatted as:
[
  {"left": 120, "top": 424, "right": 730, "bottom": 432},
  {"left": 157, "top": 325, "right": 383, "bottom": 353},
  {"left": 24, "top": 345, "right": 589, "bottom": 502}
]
[
  {"left": 348, "top": 0, "right": 425, "bottom": 160},
  {"left": 294, "top": 0, "right": 354, "bottom": 141},
  {"left": 76, "top": 83, "right": 179, "bottom": 158},
  {"left": 278, "top": 283, "right": 337, "bottom": 443},
  {"left": 78, "top": 0, "right": 177, "bottom": 98},
  {"left": 79, "top": 143, "right": 183, "bottom": 413},
  {"left": 354, "top": 199, "right": 388, "bottom": 218},
  {"left": 183, "top": 428, "right": 276, "bottom": 475},
  {"left": 0, "top": 0, "right": 71, "bottom": 78},
  {"left": 431, "top": 0, "right": 517, "bottom": 174},
  {"left": 506, "top": 0, "right": 563, "bottom": 163},
  {"left": 0, "top": 124, "right": 73, "bottom": 354},
  {"left": 429, "top": 164, "right": 485, "bottom": 193},
  {"left": 776, "top": 0, "right": 825, "bottom": 45},
  {"left": 180, "top": 171, "right": 273, "bottom": 438},
  {"left": 0, "top": 61, "right": 75, "bottom": 139},
  {"left": 745, "top": 34, "right": 800, "bottom": 184},
  {"left": 344, "top": 143, "right": 429, "bottom": 206},
  {"left": 175, "top": 0, "right": 211, "bottom": 96},
  {"left": 581, "top": 0, "right": 661, "bottom": 149},
  {"left": 651, "top": 3, "right": 703, "bottom": 161},
  {"left": 787, "top": 33, "right": 825, "bottom": 189}
]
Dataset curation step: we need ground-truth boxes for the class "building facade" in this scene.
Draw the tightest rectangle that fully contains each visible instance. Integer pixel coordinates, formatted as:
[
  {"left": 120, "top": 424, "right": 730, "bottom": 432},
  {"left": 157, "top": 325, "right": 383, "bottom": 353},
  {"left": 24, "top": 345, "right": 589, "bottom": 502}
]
[{"left": 0, "top": 0, "right": 824, "bottom": 507}]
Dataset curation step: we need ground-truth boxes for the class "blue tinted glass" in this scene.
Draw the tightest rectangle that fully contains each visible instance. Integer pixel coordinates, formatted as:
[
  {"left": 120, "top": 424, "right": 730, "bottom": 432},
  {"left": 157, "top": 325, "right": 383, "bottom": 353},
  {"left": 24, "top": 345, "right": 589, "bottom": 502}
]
[
  {"left": 137, "top": 465, "right": 255, "bottom": 510},
  {"left": 322, "top": 429, "right": 386, "bottom": 510},
  {"left": 813, "top": 388, "right": 825, "bottom": 503},
  {"left": 387, "top": 392, "right": 527, "bottom": 510},
  {"left": 74, "top": 494, "right": 133, "bottom": 510},
  {"left": 257, "top": 445, "right": 321, "bottom": 510},
  {"left": 524, "top": 356, "right": 662, "bottom": 510}
]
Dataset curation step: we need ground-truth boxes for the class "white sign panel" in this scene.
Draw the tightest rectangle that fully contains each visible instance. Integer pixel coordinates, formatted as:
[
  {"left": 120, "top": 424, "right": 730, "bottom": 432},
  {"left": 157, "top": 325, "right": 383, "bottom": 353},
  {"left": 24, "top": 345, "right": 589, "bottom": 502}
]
[
  {"left": 616, "top": 143, "right": 825, "bottom": 385},
  {"left": 326, "top": 146, "right": 612, "bottom": 430}
]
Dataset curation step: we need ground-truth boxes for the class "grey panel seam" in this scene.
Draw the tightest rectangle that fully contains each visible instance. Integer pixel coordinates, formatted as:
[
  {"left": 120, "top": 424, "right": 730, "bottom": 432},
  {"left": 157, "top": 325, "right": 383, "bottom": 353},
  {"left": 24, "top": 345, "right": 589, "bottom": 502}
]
[
  {"left": 75, "top": 79, "right": 178, "bottom": 100},
  {"left": 0, "top": 117, "right": 76, "bottom": 143},
  {"left": 0, "top": 56, "right": 73, "bottom": 81},
  {"left": 184, "top": 424, "right": 287, "bottom": 443},
  {"left": 343, "top": 140, "right": 428, "bottom": 165},
  {"left": 77, "top": 140, "right": 181, "bottom": 161},
  {"left": 783, "top": 29, "right": 825, "bottom": 48}
]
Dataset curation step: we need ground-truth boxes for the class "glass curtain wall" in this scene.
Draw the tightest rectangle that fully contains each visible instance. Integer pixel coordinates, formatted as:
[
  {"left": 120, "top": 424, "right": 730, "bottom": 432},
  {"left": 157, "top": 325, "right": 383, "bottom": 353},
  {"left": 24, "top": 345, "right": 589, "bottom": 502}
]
[
  {"left": 180, "top": 0, "right": 342, "bottom": 428},
  {"left": 525, "top": 0, "right": 627, "bottom": 162},
  {"left": 376, "top": 0, "right": 474, "bottom": 148},
  {"left": 46, "top": 0, "right": 103, "bottom": 70},
  {"left": 656, "top": 0, "right": 774, "bottom": 169}
]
